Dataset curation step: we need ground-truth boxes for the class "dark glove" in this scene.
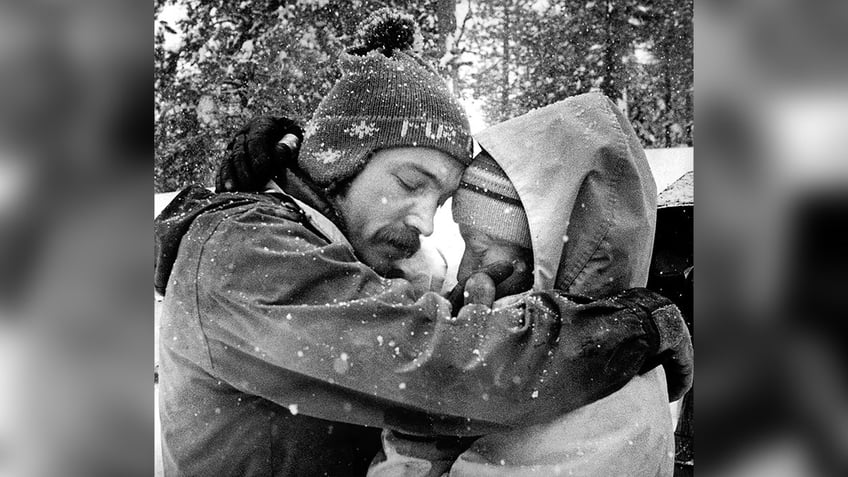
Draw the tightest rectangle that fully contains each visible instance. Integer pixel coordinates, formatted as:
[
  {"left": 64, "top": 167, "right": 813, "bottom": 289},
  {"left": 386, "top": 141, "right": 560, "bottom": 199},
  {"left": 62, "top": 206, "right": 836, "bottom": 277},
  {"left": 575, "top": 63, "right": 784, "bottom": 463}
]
[
  {"left": 445, "top": 261, "right": 514, "bottom": 312},
  {"left": 215, "top": 116, "right": 303, "bottom": 192},
  {"left": 612, "top": 288, "right": 693, "bottom": 402},
  {"left": 463, "top": 273, "right": 497, "bottom": 307}
]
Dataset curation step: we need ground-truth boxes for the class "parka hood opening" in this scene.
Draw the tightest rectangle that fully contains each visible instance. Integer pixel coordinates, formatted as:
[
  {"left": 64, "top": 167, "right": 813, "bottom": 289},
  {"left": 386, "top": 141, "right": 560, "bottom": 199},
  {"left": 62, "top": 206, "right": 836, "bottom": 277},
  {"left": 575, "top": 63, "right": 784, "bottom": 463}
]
[{"left": 475, "top": 93, "right": 657, "bottom": 297}]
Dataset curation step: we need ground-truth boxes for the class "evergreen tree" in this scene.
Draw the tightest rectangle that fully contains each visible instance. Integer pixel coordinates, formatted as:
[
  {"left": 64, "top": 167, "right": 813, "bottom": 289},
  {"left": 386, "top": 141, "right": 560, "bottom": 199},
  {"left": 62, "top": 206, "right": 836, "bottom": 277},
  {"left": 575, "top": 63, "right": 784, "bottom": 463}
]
[{"left": 154, "top": 0, "right": 692, "bottom": 191}]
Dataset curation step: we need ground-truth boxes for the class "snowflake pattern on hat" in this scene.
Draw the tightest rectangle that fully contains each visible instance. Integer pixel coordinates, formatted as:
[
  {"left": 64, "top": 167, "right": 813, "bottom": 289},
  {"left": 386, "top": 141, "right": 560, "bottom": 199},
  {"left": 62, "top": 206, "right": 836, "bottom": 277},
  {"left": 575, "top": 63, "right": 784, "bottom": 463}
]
[
  {"left": 303, "top": 121, "right": 318, "bottom": 139},
  {"left": 313, "top": 148, "right": 342, "bottom": 164},
  {"left": 344, "top": 120, "right": 379, "bottom": 139}
]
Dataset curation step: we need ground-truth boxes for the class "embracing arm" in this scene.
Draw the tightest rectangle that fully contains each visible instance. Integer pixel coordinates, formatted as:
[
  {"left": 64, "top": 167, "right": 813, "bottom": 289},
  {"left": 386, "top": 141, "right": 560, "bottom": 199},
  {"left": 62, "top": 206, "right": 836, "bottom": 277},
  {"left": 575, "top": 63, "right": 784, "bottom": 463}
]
[
  {"left": 171, "top": 203, "right": 689, "bottom": 435},
  {"left": 421, "top": 288, "right": 690, "bottom": 429}
]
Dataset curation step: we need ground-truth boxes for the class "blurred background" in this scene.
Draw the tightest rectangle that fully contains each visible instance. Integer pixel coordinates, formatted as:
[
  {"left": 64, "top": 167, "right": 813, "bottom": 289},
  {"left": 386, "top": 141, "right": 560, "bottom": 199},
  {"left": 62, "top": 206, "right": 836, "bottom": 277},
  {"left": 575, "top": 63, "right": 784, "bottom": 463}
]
[{"left": 0, "top": 0, "right": 847, "bottom": 476}]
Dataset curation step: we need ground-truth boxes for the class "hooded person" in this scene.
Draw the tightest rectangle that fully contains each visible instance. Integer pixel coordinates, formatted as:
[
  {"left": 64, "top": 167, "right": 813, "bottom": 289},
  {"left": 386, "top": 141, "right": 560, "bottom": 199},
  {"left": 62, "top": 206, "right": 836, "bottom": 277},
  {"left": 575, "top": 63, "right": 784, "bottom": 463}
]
[
  {"left": 369, "top": 93, "right": 687, "bottom": 476},
  {"left": 156, "top": 10, "right": 692, "bottom": 476},
  {"left": 455, "top": 92, "right": 678, "bottom": 476}
]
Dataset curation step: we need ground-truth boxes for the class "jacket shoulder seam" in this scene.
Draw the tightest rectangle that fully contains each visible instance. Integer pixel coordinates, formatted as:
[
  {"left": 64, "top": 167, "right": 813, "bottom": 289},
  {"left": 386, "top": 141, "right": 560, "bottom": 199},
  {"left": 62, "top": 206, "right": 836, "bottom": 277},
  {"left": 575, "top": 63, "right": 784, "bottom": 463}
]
[{"left": 190, "top": 214, "right": 231, "bottom": 370}]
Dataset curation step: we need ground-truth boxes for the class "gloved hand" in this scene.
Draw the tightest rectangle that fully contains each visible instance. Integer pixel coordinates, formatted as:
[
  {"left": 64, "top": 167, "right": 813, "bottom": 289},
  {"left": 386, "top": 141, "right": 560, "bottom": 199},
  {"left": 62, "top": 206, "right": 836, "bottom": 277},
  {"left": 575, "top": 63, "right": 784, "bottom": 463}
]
[
  {"left": 445, "top": 261, "right": 514, "bottom": 312},
  {"left": 215, "top": 116, "right": 304, "bottom": 192},
  {"left": 463, "top": 273, "right": 497, "bottom": 307},
  {"left": 611, "top": 288, "right": 694, "bottom": 402}
]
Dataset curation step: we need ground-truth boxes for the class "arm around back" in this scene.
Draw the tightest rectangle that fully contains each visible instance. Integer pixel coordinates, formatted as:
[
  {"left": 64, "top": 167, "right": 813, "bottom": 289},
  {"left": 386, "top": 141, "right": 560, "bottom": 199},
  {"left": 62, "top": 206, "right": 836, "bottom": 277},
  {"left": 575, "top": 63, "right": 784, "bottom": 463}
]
[{"left": 162, "top": 198, "right": 687, "bottom": 435}]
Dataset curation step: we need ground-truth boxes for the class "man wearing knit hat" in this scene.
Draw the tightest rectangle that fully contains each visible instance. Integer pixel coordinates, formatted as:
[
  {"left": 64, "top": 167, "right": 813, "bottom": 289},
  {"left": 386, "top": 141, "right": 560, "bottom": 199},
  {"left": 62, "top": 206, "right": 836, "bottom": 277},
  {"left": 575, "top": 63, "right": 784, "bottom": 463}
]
[{"left": 156, "top": 9, "right": 692, "bottom": 477}]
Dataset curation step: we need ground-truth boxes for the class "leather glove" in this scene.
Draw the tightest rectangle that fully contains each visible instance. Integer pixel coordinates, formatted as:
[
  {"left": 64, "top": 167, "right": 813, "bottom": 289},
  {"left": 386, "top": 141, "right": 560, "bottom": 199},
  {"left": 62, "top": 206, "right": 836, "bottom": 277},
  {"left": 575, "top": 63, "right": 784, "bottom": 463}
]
[
  {"left": 215, "top": 116, "right": 303, "bottom": 192},
  {"left": 612, "top": 288, "right": 694, "bottom": 402},
  {"left": 445, "top": 261, "right": 514, "bottom": 312}
]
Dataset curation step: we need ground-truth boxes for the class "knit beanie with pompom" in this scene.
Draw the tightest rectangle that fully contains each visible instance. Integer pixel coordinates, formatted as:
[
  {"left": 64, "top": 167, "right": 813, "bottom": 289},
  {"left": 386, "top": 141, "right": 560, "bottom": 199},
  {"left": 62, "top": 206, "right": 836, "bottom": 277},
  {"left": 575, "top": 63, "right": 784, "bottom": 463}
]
[
  {"left": 452, "top": 150, "right": 532, "bottom": 249},
  {"left": 298, "top": 8, "right": 473, "bottom": 188}
]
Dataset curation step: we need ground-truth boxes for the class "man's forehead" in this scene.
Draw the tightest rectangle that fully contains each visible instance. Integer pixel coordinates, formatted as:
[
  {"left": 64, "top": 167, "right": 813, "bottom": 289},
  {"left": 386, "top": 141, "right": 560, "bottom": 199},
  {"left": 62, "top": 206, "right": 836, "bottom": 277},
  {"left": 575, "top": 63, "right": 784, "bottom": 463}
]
[
  {"left": 391, "top": 151, "right": 463, "bottom": 185},
  {"left": 404, "top": 163, "right": 448, "bottom": 186}
]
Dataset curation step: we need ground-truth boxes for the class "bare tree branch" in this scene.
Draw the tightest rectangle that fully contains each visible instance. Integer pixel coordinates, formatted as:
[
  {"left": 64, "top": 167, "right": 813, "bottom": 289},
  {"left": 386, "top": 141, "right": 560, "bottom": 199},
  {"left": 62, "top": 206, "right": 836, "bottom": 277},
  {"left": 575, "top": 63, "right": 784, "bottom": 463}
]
[{"left": 454, "top": 0, "right": 474, "bottom": 50}]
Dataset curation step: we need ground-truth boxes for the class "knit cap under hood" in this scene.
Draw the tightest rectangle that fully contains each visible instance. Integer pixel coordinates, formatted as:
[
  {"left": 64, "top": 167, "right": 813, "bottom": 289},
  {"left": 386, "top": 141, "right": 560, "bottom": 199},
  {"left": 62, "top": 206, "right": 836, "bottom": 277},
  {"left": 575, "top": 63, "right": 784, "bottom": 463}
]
[{"left": 452, "top": 151, "right": 532, "bottom": 249}]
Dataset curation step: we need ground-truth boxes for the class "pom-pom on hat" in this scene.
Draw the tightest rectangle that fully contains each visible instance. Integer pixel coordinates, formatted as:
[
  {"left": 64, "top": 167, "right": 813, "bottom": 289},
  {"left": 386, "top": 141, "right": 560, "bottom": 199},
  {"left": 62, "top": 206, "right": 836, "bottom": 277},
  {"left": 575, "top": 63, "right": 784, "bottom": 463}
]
[
  {"left": 298, "top": 8, "right": 473, "bottom": 188},
  {"left": 452, "top": 151, "right": 532, "bottom": 249}
]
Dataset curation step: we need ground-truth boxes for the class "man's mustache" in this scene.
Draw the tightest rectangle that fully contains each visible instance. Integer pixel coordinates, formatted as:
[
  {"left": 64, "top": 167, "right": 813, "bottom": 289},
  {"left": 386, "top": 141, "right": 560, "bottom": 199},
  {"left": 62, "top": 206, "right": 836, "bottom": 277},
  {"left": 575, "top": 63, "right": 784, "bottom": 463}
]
[{"left": 374, "top": 225, "right": 420, "bottom": 258}]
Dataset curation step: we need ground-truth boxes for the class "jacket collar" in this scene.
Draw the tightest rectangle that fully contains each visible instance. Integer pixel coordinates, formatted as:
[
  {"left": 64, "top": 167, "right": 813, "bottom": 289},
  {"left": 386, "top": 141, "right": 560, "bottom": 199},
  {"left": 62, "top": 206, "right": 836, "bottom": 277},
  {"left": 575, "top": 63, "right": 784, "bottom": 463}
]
[{"left": 265, "top": 179, "right": 351, "bottom": 250}]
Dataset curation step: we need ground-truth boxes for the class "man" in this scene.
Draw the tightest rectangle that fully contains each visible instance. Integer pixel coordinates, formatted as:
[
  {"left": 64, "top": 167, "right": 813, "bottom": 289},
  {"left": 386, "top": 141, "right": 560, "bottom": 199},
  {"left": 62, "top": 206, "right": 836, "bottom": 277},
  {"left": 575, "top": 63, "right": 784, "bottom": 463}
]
[{"left": 156, "top": 9, "right": 692, "bottom": 476}]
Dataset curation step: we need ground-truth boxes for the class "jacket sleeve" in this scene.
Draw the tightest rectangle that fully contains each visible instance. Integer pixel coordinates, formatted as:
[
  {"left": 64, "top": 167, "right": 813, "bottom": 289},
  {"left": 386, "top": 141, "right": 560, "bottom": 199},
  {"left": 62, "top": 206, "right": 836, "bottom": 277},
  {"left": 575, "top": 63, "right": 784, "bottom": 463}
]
[
  {"left": 183, "top": 204, "right": 662, "bottom": 435},
  {"left": 416, "top": 291, "right": 664, "bottom": 430}
]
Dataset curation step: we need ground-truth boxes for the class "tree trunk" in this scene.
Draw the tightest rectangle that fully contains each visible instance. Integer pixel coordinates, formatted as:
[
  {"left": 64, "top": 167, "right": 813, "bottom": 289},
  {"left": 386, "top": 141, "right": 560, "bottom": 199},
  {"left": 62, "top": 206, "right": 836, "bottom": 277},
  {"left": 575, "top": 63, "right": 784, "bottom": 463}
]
[
  {"left": 601, "top": 0, "right": 620, "bottom": 101},
  {"left": 436, "top": 0, "right": 457, "bottom": 55},
  {"left": 501, "top": 1, "right": 511, "bottom": 121},
  {"left": 436, "top": 0, "right": 458, "bottom": 89},
  {"left": 662, "top": 19, "right": 673, "bottom": 147}
]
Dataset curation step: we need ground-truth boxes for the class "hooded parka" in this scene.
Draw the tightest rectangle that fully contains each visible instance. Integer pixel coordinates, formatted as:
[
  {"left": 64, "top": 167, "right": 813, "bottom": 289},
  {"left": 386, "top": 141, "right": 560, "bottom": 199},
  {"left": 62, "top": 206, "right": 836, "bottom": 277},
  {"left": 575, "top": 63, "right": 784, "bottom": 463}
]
[{"left": 447, "top": 93, "right": 674, "bottom": 476}]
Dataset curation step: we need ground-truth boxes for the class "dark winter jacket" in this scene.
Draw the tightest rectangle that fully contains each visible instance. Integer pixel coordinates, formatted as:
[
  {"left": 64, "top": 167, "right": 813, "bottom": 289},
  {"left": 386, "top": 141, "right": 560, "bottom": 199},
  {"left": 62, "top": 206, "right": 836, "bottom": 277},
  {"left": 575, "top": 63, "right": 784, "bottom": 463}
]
[{"left": 155, "top": 183, "right": 667, "bottom": 476}]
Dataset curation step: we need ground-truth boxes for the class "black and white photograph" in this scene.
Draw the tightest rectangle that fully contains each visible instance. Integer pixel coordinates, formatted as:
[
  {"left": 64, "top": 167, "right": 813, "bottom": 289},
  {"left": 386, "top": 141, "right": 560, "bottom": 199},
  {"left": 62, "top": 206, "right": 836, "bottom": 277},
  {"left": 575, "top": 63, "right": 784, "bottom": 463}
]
[
  {"left": 154, "top": 1, "right": 692, "bottom": 475},
  {"left": 4, "top": 1, "right": 848, "bottom": 477}
]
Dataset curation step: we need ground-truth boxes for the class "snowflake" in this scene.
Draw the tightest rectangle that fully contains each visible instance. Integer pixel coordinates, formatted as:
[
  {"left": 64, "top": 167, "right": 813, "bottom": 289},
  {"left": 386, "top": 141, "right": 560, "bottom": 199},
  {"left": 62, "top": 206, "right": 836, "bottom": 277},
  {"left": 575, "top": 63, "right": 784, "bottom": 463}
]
[
  {"left": 344, "top": 120, "right": 378, "bottom": 139},
  {"left": 303, "top": 121, "right": 318, "bottom": 139},
  {"left": 313, "top": 148, "right": 342, "bottom": 164}
]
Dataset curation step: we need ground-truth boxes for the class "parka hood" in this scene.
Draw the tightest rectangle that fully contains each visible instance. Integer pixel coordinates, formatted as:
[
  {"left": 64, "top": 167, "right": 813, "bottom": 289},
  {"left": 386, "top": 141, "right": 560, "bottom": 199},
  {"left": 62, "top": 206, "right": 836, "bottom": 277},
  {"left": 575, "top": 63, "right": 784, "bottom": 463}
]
[{"left": 475, "top": 93, "right": 656, "bottom": 296}]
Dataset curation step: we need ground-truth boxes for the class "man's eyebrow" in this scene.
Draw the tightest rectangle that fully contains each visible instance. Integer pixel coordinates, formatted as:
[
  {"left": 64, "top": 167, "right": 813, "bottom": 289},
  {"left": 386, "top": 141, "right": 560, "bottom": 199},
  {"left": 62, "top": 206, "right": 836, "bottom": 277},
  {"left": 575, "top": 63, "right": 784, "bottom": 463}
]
[{"left": 408, "top": 163, "right": 446, "bottom": 190}]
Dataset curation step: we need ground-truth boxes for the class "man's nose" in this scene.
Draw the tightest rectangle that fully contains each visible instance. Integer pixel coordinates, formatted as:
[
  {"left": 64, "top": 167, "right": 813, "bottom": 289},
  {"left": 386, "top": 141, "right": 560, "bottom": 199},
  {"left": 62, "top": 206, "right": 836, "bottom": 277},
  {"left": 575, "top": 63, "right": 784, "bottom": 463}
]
[{"left": 404, "top": 199, "right": 436, "bottom": 237}]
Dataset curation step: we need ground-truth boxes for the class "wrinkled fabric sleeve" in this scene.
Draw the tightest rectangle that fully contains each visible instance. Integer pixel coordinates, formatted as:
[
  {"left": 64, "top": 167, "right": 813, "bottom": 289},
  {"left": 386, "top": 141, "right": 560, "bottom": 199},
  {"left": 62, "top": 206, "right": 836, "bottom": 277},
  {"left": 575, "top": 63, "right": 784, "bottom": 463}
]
[
  {"left": 427, "top": 292, "right": 661, "bottom": 429},
  {"left": 184, "top": 205, "right": 658, "bottom": 435}
]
